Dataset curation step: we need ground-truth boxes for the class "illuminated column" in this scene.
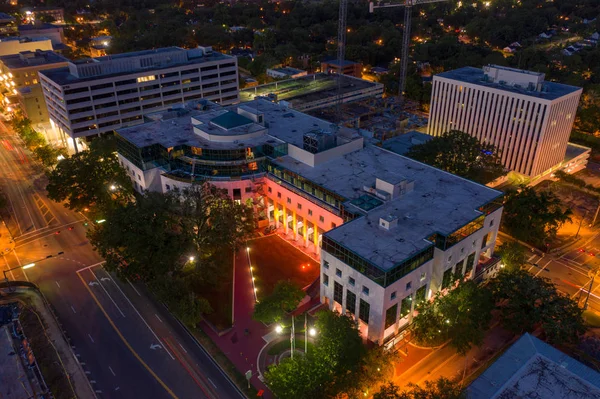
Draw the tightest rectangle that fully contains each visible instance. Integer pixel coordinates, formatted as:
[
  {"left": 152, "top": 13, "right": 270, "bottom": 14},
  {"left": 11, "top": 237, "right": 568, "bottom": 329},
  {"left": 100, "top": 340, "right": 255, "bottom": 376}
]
[
  {"left": 313, "top": 225, "right": 319, "bottom": 254},
  {"left": 303, "top": 217, "right": 309, "bottom": 247},
  {"left": 283, "top": 205, "right": 288, "bottom": 234},
  {"left": 292, "top": 209, "right": 298, "bottom": 239},
  {"left": 266, "top": 198, "right": 272, "bottom": 222},
  {"left": 273, "top": 201, "right": 280, "bottom": 228}
]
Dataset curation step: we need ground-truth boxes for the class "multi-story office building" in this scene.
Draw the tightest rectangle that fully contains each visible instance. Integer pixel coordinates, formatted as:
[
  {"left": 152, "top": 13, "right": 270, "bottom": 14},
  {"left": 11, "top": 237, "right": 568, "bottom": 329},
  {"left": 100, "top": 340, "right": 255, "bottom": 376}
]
[
  {"left": 18, "top": 23, "right": 65, "bottom": 47},
  {"left": 428, "top": 65, "right": 582, "bottom": 178},
  {"left": 0, "top": 50, "right": 69, "bottom": 123},
  {"left": 22, "top": 7, "right": 65, "bottom": 24},
  {"left": 39, "top": 46, "right": 239, "bottom": 151},
  {"left": 321, "top": 60, "right": 363, "bottom": 78},
  {"left": 115, "top": 98, "right": 503, "bottom": 345}
]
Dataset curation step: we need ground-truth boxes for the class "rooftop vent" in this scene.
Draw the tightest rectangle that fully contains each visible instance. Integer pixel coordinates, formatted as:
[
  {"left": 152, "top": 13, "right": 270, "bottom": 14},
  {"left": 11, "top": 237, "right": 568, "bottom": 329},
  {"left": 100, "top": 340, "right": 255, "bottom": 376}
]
[{"left": 379, "top": 215, "right": 399, "bottom": 231}]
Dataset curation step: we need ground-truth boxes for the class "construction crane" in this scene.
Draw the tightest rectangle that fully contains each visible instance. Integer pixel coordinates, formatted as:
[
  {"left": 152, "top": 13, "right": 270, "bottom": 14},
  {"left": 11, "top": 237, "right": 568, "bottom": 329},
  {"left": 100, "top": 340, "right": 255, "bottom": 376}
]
[
  {"left": 370, "top": 0, "right": 447, "bottom": 106},
  {"left": 336, "top": 0, "right": 349, "bottom": 123}
]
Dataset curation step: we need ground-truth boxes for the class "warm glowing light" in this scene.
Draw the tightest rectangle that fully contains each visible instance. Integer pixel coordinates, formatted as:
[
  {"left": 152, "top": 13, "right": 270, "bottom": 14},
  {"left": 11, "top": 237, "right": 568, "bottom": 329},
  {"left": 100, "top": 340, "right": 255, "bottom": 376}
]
[
  {"left": 109, "top": 185, "right": 116, "bottom": 191},
  {"left": 57, "top": 155, "right": 65, "bottom": 161},
  {"left": 309, "top": 327, "right": 316, "bottom": 337},
  {"left": 275, "top": 325, "right": 283, "bottom": 333},
  {"left": 189, "top": 256, "right": 195, "bottom": 262},
  {"left": 246, "top": 247, "right": 250, "bottom": 252},
  {"left": 23, "top": 263, "right": 35, "bottom": 269}
]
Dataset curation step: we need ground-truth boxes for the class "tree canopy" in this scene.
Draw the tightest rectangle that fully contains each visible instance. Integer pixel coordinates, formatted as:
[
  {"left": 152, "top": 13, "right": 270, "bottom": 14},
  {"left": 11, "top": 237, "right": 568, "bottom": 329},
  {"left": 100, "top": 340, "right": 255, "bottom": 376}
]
[
  {"left": 253, "top": 280, "right": 305, "bottom": 324},
  {"left": 46, "top": 137, "right": 133, "bottom": 216},
  {"left": 374, "top": 378, "right": 466, "bottom": 399},
  {"left": 501, "top": 187, "right": 572, "bottom": 247},
  {"left": 406, "top": 130, "right": 506, "bottom": 184},
  {"left": 410, "top": 279, "right": 494, "bottom": 355},
  {"left": 497, "top": 241, "right": 528, "bottom": 272},
  {"left": 489, "top": 269, "right": 586, "bottom": 345},
  {"left": 265, "top": 310, "right": 396, "bottom": 398}
]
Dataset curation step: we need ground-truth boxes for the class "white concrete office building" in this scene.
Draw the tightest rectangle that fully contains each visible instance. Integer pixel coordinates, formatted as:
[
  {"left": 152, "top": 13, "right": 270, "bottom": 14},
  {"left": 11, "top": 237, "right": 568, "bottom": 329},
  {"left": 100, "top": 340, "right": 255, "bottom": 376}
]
[
  {"left": 428, "top": 65, "right": 582, "bottom": 178},
  {"left": 115, "top": 98, "right": 503, "bottom": 346},
  {"left": 39, "top": 46, "right": 239, "bottom": 151}
]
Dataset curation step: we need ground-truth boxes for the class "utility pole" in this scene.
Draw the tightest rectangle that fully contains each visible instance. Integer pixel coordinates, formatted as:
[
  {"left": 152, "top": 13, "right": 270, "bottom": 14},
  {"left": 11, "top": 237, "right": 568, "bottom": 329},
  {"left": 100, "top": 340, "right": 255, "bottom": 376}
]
[
  {"left": 591, "top": 200, "right": 600, "bottom": 227},
  {"left": 583, "top": 269, "right": 598, "bottom": 310},
  {"left": 290, "top": 314, "right": 295, "bottom": 359},
  {"left": 576, "top": 209, "right": 589, "bottom": 239}
]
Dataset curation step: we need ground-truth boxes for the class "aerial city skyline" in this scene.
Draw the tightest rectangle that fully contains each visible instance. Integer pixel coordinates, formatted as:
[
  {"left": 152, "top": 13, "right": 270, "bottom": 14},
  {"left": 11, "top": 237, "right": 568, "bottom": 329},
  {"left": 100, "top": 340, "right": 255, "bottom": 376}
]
[{"left": 1, "top": 1, "right": 600, "bottom": 399}]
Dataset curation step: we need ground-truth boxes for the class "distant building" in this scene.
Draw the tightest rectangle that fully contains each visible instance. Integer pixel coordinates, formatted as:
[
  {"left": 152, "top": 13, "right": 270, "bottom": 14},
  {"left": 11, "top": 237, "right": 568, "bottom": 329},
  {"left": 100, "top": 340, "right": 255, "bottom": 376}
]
[
  {"left": 468, "top": 333, "right": 600, "bottom": 399},
  {"left": 321, "top": 60, "right": 362, "bottom": 78},
  {"left": 0, "top": 12, "right": 17, "bottom": 36},
  {"left": 370, "top": 67, "right": 389, "bottom": 76},
  {"left": 266, "top": 67, "right": 307, "bottom": 79},
  {"left": 428, "top": 65, "right": 582, "bottom": 179},
  {"left": 0, "top": 36, "right": 53, "bottom": 57},
  {"left": 22, "top": 7, "right": 65, "bottom": 24},
  {"left": 381, "top": 131, "right": 433, "bottom": 155},
  {"left": 89, "top": 36, "right": 111, "bottom": 57},
  {"left": 18, "top": 23, "right": 65, "bottom": 46},
  {"left": 39, "top": 46, "right": 239, "bottom": 151}
]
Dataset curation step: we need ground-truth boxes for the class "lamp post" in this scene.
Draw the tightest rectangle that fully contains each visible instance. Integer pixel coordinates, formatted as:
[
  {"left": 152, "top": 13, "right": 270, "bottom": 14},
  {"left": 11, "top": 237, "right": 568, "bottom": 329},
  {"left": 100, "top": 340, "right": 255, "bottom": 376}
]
[
  {"left": 583, "top": 267, "right": 599, "bottom": 310},
  {"left": 3, "top": 263, "right": 35, "bottom": 292}
]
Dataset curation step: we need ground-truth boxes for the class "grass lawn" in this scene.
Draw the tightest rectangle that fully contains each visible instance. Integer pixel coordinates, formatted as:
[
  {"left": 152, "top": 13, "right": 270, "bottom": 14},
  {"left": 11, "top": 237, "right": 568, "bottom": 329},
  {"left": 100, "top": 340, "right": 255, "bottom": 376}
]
[
  {"left": 248, "top": 235, "right": 319, "bottom": 299},
  {"left": 202, "top": 249, "right": 234, "bottom": 330}
]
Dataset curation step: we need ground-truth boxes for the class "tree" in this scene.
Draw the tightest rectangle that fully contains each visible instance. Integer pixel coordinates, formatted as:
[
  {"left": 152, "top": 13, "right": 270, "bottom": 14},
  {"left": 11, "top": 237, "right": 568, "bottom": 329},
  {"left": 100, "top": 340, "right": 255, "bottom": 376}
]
[
  {"left": 0, "top": 190, "right": 7, "bottom": 212},
  {"left": 253, "top": 280, "right": 305, "bottom": 324},
  {"left": 374, "top": 378, "right": 466, "bottom": 399},
  {"left": 265, "top": 310, "right": 370, "bottom": 398},
  {"left": 46, "top": 136, "right": 133, "bottom": 215},
  {"left": 489, "top": 269, "right": 586, "bottom": 345},
  {"left": 411, "top": 280, "right": 494, "bottom": 354},
  {"left": 148, "top": 275, "right": 211, "bottom": 327},
  {"left": 406, "top": 130, "right": 506, "bottom": 184},
  {"left": 497, "top": 241, "right": 528, "bottom": 272},
  {"left": 33, "top": 145, "right": 67, "bottom": 168},
  {"left": 502, "top": 187, "right": 572, "bottom": 247},
  {"left": 88, "top": 191, "right": 191, "bottom": 283}
]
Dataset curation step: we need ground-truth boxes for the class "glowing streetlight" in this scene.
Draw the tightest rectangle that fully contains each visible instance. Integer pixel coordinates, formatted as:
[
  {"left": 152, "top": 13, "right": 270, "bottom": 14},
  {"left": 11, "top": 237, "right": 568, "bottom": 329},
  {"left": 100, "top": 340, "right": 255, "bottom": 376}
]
[
  {"left": 309, "top": 327, "right": 317, "bottom": 337},
  {"left": 23, "top": 263, "right": 35, "bottom": 269},
  {"left": 246, "top": 247, "right": 250, "bottom": 252},
  {"left": 275, "top": 325, "right": 283, "bottom": 334},
  {"left": 109, "top": 184, "right": 117, "bottom": 191},
  {"left": 57, "top": 155, "right": 65, "bottom": 161},
  {"left": 189, "top": 256, "right": 195, "bottom": 262}
]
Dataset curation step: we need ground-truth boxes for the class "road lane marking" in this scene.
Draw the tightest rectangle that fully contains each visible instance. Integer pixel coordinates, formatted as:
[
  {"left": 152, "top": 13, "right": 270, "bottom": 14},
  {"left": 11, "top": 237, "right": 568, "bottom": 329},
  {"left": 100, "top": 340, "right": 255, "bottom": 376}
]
[
  {"left": 178, "top": 341, "right": 188, "bottom": 354},
  {"left": 76, "top": 272, "right": 179, "bottom": 399},
  {"left": 75, "top": 261, "right": 106, "bottom": 273},
  {"left": 88, "top": 268, "right": 126, "bottom": 318},
  {"left": 126, "top": 278, "right": 142, "bottom": 296},
  {"left": 162, "top": 337, "right": 214, "bottom": 398},
  {"left": 207, "top": 378, "right": 217, "bottom": 389},
  {"left": 100, "top": 269, "right": 175, "bottom": 360},
  {"left": 71, "top": 305, "right": 77, "bottom": 314},
  {"left": 55, "top": 281, "right": 61, "bottom": 289},
  {"left": 109, "top": 366, "right": 116, "bottom": 377},
  {"left": 10, "top": 251, "right": 29, "bottom": 282},
  {"left": 88, "top": 334, "right": 95, "bottom": 343},
  {"left": 155, "top": 314, "right": 163, "bottom": 323}
]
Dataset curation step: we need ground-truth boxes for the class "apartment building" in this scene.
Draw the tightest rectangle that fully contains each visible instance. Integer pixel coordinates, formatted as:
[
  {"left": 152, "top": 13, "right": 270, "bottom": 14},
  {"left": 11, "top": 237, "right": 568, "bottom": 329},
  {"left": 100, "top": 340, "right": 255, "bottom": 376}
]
[
  {"left": 428, "top": 65, "right": 582, "bottom": 178},
  {"left": 0, "top": 37, "right": 53, "bottom": 57},
  {"left": 39, "top": 46, "right": 239, "bottom": 151},
  {"left": 0, "top": 50, "right": 68, "bottom": 123},
  {"left": 115, "top": 98, "right": 503, "bottom": 345}
]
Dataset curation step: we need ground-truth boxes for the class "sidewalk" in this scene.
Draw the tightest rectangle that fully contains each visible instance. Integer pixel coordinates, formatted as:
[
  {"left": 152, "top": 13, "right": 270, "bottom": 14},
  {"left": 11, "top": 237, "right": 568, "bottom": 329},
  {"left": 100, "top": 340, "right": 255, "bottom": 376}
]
[
  {"left": 1, "top": 287, "right": 96, "bottom": 399},
  {"left": 0, "top": 219, "right": 14, "bottom": 256},
  {"left": 199, "top": 247, "right": 273, "bottom": 398}
]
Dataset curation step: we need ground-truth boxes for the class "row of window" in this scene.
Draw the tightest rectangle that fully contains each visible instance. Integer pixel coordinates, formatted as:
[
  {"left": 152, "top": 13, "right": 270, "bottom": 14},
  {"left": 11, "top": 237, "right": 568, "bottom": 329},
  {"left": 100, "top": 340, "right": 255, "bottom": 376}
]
[
  {"left": 323, "top": 261, "right": 370, "bottom": 295},
  {"left": 267, "top": 186, "right": 338, "bottom": 229}
]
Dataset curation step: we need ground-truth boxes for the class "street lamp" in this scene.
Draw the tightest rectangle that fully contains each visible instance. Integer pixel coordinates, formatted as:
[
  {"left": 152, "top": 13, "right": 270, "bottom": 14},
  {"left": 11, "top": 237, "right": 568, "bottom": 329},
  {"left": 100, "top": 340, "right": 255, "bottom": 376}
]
[
  {"left": 109, "top": 184, "right": 117, "bottom": 191},
  {"left": 189, "top": 256, "right": 195, "bottom": 262},
  {"left": 275, "top": 325, "right": 283, "bottom": 334},
  {"left": 309, "top": 327, "right": 317, "bottom": 337},
  {"left": 3, "top": 263, "right": 35, "bottom": 292}
]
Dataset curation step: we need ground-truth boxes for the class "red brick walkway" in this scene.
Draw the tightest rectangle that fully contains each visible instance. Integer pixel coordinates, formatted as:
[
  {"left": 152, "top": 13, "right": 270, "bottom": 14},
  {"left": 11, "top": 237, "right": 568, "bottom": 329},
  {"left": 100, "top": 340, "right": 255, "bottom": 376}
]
[{"left": 200, "top": 247, "right": 273, "bottom": 398}]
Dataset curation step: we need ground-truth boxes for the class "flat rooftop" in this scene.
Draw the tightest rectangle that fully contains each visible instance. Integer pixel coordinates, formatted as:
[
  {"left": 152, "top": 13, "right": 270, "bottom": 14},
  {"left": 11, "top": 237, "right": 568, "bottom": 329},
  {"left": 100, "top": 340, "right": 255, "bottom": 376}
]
[
  {"left": 468, "top": 333, "right": 600, "bottom": 399},
  {"left": 564, "top": 142, "right": 591, "bottom": 162},
  {"left": 437, "top": 66, "right": 581, "bottom": 101},
  {"left": 0, "top": 50, "right": 68, "bottom": 69},
  {"left": 277, "top": 145, "right": 500, "bottom": 270},
  {"left": 240, "top": 73, "right": 381, "bottom": 107},
  {"left": 18, "top": 23, "right": 59, "bottom": 31},
  {"left": 40, "top": 47, "right": 232, "bottom": 86}
]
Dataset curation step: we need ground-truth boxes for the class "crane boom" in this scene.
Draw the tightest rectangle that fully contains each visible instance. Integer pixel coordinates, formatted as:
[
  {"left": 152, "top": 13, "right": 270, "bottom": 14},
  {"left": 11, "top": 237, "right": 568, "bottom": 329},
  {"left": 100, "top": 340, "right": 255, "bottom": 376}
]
[{"left": 336, "top": 0, "right": 349, "bottom": 123}]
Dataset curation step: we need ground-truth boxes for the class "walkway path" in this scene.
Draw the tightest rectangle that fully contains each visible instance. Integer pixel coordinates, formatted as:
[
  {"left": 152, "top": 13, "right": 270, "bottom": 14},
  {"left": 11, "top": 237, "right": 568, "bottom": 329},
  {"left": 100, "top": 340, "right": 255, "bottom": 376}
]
[{"left": 200, "top": 247, "right": 273, "bottom": 398}]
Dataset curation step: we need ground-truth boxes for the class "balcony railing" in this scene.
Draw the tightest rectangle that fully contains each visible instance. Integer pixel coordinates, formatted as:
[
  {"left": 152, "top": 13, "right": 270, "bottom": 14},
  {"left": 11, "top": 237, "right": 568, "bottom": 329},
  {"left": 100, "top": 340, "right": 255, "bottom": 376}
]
[
  {"left": 267, "top": 174, "right": 341, "bottom": 217},
  {"left": 473, "top": 256, "right": 502, "bottom": 283}
]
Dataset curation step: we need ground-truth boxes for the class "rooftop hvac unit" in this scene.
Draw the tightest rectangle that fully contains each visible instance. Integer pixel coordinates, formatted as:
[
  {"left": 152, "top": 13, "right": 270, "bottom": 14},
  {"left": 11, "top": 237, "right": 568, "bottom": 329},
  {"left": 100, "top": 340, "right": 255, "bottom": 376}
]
[{"left": 303, "top": 130, "right": 335, "bottom": 154}]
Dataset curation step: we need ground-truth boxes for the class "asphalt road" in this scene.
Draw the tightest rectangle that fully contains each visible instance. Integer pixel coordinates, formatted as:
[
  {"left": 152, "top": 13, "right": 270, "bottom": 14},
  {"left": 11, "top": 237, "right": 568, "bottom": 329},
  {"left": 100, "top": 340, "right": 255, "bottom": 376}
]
[{"left": 0, "top": 124, "right": 245, "bottom": 399}]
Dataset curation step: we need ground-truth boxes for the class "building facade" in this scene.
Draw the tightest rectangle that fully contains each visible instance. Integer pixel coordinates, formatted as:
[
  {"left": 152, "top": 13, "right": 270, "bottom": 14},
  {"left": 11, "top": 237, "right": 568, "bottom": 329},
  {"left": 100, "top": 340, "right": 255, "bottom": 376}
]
[
  {"left": 321, "top": 60, "right": 362, "bottom": 78},
  {"left": 0, "top": 50, "right": 68, "bottom": 123},
  {"left": 115, "top": 98, "right": 503, "bottom": 345},
  {"left": 18, "top": 23, "right": 65, "bottom": 46},
  {"left": 428, "top": 65, "right": 582, "bottom": 178},
  {"left": 39, "top": 46, "right": 239, "bottom": 151},
  {"left": 0, "top": 37, "right": 53, "bottom": 57}
]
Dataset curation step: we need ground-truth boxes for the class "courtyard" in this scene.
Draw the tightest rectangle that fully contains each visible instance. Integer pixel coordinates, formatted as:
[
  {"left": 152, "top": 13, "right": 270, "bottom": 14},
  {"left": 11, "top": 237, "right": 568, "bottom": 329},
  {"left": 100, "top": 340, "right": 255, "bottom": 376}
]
[{"left": 247, "top": 234, "right": 320, "bottom": 299}]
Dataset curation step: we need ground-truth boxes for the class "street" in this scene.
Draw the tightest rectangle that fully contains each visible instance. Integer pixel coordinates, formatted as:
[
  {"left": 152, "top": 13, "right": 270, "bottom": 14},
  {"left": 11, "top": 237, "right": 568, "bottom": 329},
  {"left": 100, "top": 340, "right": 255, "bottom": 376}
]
[{"left": 0, "top": 124, "right": 244, "bottom": 399}]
